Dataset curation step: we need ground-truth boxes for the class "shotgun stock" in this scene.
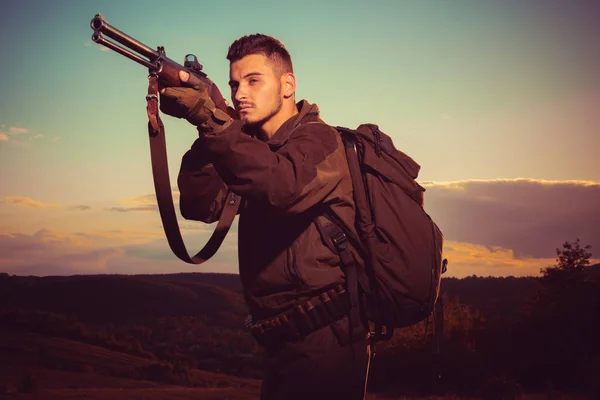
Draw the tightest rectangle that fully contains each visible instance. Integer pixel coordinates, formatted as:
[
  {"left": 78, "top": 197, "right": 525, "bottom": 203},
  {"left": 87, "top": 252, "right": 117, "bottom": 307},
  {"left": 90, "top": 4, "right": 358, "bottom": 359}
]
[{"left": 90, "top": 13, "right": 229, "bottom": 113}]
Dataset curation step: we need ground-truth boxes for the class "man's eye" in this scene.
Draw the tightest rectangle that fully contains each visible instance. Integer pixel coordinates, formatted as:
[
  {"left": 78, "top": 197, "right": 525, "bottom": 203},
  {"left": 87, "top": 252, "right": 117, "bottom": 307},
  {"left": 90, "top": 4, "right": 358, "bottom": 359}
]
[{"left": 249, "top": 79, "right": 259, "bottom": 84}]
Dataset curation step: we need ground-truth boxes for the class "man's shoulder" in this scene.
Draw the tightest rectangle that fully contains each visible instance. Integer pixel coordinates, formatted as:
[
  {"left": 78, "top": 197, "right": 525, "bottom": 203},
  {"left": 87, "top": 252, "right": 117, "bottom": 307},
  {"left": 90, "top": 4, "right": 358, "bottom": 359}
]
[{"left": 294, "top": 119, "right": 340, "bottom": 138}]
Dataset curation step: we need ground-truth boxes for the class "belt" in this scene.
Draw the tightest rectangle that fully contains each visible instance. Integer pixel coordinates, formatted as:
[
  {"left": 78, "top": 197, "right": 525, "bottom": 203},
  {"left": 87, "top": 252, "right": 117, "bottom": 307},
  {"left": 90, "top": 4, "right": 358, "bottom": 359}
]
[{"left": 246, "top": 285, "right": 351, "bottom": 348}]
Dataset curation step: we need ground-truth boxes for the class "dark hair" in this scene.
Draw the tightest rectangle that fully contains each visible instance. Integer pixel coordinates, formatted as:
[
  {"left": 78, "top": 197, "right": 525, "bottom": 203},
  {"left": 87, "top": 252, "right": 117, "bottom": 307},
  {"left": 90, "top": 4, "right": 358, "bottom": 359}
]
[{"left": 227, "top": 34, "right": 293, "bottom": 76}]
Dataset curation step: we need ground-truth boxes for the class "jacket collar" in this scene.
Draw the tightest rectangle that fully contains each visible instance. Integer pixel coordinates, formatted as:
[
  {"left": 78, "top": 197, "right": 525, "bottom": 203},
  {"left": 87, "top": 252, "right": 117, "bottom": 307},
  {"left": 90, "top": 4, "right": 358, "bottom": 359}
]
[{"left": 266, "top": 100, "right": 321, "bottom": 148}]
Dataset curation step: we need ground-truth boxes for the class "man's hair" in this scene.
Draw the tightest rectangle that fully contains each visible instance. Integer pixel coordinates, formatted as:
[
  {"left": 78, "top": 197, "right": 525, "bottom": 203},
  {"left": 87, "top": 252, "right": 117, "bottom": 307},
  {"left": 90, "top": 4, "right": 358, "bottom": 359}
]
[{"left": 227, "top": 34, "right": 293, "bottom": 76}]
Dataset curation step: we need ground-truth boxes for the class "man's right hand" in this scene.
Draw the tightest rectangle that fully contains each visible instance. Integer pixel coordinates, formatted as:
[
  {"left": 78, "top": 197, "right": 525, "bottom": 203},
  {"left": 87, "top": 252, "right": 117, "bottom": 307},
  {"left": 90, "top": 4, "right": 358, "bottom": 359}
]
[{"left": 159, "top": 71, "right": 218, "bottom": 127}]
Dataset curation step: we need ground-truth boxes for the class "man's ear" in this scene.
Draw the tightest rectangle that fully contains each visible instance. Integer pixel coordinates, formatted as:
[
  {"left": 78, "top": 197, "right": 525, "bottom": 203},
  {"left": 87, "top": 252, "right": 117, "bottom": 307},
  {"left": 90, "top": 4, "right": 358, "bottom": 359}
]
[{"left": 282, "top": 72, "right": 296, "bottom": 99}]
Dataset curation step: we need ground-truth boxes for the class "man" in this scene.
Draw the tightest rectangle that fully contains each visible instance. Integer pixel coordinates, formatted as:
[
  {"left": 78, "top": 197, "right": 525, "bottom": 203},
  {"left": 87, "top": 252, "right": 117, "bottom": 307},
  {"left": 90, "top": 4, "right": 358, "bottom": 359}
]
[{"left": 159, "top": 34, "right": 371, "bottom": 400}]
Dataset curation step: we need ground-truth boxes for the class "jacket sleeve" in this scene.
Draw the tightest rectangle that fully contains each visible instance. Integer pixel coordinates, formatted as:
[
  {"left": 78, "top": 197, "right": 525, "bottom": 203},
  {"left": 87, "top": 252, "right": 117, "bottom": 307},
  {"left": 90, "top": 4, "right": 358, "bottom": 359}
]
[
  {"left": 177, "top": 138, "right": 230, "bottom": 223},
  {"left": 202, "top": 120, "right": 347, "bottom": 214}
]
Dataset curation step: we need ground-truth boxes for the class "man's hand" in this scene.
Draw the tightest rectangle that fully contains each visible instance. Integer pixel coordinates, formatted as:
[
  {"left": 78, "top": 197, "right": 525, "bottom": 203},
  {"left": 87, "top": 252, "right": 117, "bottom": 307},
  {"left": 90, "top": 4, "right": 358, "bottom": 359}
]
[
  {"left": 160, "top": 71, "right": 226, "bottom": 127},
  {"left": 160, "top": 71, "right": 233, "bottom": 131}
]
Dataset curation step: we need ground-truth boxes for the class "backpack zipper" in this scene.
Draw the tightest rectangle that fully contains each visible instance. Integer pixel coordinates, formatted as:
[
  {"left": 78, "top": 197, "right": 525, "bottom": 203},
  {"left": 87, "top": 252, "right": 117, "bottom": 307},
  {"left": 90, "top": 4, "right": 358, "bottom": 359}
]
[{"left": 427, "top": 214, "right": 441, "bottom": 312}]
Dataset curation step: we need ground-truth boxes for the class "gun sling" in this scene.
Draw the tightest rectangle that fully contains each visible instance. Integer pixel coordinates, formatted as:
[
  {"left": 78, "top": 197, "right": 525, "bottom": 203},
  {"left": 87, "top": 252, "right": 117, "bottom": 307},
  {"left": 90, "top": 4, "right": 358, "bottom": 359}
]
[{"left": 146, "top": 74, "right": 240, "bottom": 264}]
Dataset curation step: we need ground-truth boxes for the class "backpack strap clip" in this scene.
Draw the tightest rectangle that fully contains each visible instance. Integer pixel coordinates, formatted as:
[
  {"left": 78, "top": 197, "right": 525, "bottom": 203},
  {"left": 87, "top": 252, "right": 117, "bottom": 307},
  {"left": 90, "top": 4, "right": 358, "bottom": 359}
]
[{"left": 330, "top": 231, "right": 348, "bottom": 251}]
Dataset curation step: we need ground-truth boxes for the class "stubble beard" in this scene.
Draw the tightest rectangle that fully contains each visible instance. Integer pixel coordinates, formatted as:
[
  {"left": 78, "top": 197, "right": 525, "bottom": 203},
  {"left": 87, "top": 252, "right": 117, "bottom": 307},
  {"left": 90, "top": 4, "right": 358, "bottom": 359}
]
[{"left": 244, "top": 82, "right": 283, "bottom": 130}]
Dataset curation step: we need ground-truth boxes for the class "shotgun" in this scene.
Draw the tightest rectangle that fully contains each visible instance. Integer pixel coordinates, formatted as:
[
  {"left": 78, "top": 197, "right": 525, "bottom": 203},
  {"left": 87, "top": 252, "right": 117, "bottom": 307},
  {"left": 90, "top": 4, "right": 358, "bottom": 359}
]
[
  {"left": 90, "top": 13, "right": 229, "bottom": 112},
  {"left": 89, "top": 13, "right": 240, "bottom": 265}
]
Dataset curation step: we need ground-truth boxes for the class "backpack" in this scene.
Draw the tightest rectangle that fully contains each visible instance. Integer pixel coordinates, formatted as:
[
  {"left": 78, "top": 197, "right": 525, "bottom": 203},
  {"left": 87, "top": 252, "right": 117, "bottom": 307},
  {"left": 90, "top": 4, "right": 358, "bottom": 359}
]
[{"left": 318, "top": 124, "right": 448, "bottom": 342}]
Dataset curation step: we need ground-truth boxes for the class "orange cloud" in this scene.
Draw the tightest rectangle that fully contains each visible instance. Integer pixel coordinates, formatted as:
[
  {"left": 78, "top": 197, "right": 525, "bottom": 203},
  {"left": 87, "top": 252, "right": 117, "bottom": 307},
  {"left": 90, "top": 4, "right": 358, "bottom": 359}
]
[
  {"left": 442, "top": 240, "right": 600, "bottom": 278},
  {"left": 120, "top": 188, "right": 180, "bottom": 206},
  {"left": 0, "top": 196, "right": 60, "bottom": 209},
  {"left": 422, "top": 178, "right": 599, "bottom": 189},
  {"left": 8, "top": 127, "right": 28, "bottom": 135},
  {"left": 120, "top": 194, "right": 159, "bottom": 206},
  {"left": 109, "top": 189, "right": 179, "bottom": 213},
  {"left": 443, "top": 240, "right": 548, "bottom": 278}
]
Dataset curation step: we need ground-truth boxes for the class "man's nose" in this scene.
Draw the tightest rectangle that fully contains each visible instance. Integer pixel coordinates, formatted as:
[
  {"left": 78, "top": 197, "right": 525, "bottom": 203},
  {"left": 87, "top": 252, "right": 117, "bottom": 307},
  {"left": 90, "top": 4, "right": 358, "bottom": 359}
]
[{"left": 234, "top": 84, "right": 247, "bottom": 102}]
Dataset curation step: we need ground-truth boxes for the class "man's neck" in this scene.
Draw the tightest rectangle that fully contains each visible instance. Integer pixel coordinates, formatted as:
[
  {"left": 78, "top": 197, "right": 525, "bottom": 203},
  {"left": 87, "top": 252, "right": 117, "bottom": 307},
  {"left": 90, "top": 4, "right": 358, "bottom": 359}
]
[{"left": 259, "top": 102, "right": 299, "bottom": 141}]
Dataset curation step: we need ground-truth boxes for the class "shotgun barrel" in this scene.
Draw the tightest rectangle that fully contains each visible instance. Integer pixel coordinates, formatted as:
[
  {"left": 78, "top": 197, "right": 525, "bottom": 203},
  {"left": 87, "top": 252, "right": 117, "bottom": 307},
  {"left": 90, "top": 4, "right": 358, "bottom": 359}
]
[{"left": 90, "top": 13, "right": 229, "bottom": 112}]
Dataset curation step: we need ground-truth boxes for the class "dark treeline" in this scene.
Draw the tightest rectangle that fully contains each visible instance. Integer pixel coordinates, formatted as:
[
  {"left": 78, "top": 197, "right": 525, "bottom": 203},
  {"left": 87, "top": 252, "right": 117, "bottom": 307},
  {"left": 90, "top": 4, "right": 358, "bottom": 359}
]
[
  {"left": 1, "top": 262, "right": 599, "bottom": 398},
  {"left": 373, "top": 264, "right": 600, "bottom": 398}
]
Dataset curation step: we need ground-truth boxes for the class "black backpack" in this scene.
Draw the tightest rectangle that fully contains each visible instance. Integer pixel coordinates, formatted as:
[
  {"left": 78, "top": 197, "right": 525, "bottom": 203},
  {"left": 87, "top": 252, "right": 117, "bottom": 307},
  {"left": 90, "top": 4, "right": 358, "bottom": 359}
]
[{"left": 318, "top": 124, "right": 448, "bottom": 342}]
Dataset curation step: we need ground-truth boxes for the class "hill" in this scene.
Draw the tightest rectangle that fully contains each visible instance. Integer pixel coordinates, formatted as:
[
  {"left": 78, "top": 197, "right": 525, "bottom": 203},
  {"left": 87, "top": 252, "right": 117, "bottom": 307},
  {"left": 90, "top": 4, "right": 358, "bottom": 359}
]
[
  {"left": 0, "top": 273, "right": 246, "bottom": 325},
  {"left": 1, "top": 268, "right": 599, "bottom": 398},
  {"left": 0, "top": 328, "right": 260, "bottom": 397}
]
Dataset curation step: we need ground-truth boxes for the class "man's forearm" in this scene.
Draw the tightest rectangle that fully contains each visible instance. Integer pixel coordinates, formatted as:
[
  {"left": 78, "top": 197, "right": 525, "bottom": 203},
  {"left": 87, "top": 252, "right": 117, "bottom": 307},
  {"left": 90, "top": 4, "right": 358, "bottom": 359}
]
[{"left": 178, "top": 145, "right": 229, "bottom": 223}]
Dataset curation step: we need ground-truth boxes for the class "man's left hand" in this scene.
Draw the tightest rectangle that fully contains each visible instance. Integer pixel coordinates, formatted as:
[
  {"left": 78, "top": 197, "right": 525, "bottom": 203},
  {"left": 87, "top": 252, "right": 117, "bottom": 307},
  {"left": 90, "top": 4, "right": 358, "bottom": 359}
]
[{"left": 159, "top": 71, "right": 218, "bottom": 127}]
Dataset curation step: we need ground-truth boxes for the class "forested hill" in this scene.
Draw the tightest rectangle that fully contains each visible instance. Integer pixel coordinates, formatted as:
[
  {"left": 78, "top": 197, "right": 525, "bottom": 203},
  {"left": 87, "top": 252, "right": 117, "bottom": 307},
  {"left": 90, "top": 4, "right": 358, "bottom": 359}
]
[
  {"left": 1, "top": 265, "right": 599, "bottom": 398},
  {"left": 3, "top": 266, "right": 599, "bottom": 326},
  {"left": 0, "top": 270, "right": 547, "bottom": 325}
]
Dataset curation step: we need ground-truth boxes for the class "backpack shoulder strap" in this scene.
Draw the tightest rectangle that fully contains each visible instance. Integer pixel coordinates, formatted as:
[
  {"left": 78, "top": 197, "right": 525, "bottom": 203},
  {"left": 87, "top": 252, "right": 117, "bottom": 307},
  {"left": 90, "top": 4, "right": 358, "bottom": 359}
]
[
  {"left": 147, "top": 75, "right": 240, "bottom": 264},
  {"left": 314, "top": 215, "right": 368, "bottom": 344}
]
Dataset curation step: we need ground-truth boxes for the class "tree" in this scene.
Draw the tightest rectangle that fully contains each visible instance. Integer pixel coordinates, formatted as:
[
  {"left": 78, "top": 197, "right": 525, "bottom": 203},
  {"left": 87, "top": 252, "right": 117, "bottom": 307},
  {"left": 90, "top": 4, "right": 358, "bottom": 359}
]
[
  {"left": 529, "top": 239, "right": 597, "bottom": 393},
  {"left": 540, "top": 238, "right": 592, "bottom": 278}
]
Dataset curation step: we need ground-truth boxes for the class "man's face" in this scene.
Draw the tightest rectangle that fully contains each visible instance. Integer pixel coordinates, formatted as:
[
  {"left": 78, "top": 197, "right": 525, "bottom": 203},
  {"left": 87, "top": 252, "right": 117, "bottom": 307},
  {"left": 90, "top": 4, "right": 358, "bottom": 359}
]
[{"left": 229, "top": 54, "right": 284, "bottom": 127}]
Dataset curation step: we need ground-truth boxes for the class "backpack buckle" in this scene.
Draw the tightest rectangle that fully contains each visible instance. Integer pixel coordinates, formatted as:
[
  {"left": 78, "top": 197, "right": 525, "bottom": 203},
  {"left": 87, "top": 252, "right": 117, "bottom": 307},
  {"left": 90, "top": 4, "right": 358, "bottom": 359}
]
[{"left": 331, "top": 231, "right": 348, "bottom": 251}]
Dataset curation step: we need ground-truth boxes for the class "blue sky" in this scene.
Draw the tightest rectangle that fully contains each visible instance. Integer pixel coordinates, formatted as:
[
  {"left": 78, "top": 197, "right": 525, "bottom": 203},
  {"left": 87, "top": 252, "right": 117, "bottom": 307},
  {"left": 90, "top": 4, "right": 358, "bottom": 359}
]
[{"left": 1, "top": 0, "right": 599, "bottom": 277}]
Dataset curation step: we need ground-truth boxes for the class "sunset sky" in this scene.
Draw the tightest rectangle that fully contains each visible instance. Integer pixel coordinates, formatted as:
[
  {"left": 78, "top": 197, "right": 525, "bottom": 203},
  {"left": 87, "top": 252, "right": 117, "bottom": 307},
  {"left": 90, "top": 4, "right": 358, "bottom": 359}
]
[{"left": 1, "top": 0, "right": 599, "bottom": 278}]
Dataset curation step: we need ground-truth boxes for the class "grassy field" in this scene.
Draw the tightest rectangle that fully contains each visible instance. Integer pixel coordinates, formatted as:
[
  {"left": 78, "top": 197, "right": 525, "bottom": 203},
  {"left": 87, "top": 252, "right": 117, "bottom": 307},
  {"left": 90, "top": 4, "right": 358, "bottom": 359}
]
[
  {"left": 0, "top": 329, "right": 593, "bottom": 399},
  {"left": 4, "top": 388, "right": 591, "bottom": 400}
]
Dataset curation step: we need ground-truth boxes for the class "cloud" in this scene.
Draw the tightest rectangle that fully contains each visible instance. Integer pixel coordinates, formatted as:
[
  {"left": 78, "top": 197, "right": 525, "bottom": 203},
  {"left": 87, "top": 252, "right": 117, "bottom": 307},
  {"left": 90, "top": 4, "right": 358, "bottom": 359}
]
[
  {"left": 70, "top": 205, "right": 92, "bottom": 211},
  {"left": 422, "top": 178, "right": 600, "bottom": 259},
  {"left": 0, "top": 228, "right": 238, "bottom": 276},
  {"left": 0, "top": 127, "right": 46, "bottom": 146},
  {"left": 121, "top": 188, "right": 180, "bottom": 206},
  {"left": 106, "top": 189, "right": 179, "bottom": 213},
  {"left": 0, "top": 196, "right": 60, "bottom": 209},
  {"left": 0, "top": 230, "right": 91, "bottom": 253},
  {"left": 8, "top": 127, "right": 28, "bottom": 135},
  {"left": 119, "top": 230, "right": 239, "bottom": 265},
  {"left": 442, "top": 240, "right": 547, "bottom": 278},
  {"left": 3, "top": 179, "right": 597, "bottom": 278},
  {"left": 178, "top": 222, "right": 218, "bottom": 233},
  {"left": 105, "top": 206, "right": 156, "bottom": 213},
  {"left": 84, "top": 40, "right": 109, "bottom": 52},
  {"left": 3, "top": 227, "right": 596, "bottom": 278},
  {"left": 73, "top": 229, "right": 164, "bottom": 243},
  {"left": 121, "top": 194, "right": 158, "bottom": 206},
  {"left": 0, "top": 230, "right": 125, "bottom": 275}
]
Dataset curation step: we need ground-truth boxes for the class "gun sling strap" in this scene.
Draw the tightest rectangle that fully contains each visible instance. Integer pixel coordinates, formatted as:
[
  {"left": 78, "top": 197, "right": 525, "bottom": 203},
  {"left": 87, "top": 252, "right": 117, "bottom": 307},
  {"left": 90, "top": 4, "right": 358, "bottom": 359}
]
[{"left": 145, "top": 74, "right": 240, "bottom": 264}]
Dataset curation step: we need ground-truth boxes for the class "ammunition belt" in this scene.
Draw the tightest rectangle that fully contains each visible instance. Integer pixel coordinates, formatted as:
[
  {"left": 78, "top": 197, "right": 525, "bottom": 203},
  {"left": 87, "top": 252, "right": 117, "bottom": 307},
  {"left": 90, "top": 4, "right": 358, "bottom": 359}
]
[{"left": 246, "top": 285, "right": 350, "bottom": 348}]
